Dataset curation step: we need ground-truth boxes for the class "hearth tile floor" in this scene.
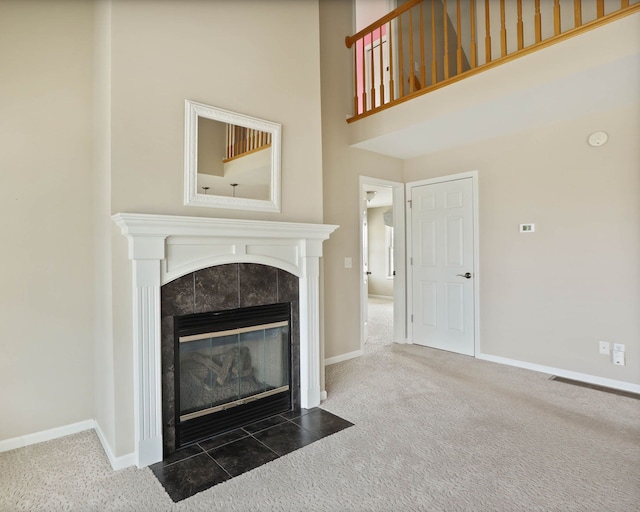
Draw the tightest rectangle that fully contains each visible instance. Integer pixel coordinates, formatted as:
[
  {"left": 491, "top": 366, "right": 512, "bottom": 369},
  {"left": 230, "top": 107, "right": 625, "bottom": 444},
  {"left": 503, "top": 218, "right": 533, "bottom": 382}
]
[{"left": 150, "top": 408, "right": 353, "bottom": 503}]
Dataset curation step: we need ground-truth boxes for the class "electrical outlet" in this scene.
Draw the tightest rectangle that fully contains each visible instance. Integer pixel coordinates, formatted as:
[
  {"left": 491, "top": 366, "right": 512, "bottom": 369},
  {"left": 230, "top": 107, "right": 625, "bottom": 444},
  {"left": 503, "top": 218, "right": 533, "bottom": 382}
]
[
  {"left": 599, "top": 341, "right": 610, "bottom": 355},
  {"left": 613, "top": 350, "right": 625, "bottom": 366},
  {"left": 613, "top": 343, "right": 625, "bottom": 353}
]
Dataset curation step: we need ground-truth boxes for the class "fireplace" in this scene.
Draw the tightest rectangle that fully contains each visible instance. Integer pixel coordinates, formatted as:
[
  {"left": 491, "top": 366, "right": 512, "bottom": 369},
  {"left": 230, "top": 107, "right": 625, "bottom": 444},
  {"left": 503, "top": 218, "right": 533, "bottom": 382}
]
[
  {"left": 175, "top": 302, "right": 292, "bottom": 447},
  {"left": 160, "top": 263, "right": 300, "bottom": 456},
  {"left": 113, "top": 213, "right": 337, "bottom": 468}
]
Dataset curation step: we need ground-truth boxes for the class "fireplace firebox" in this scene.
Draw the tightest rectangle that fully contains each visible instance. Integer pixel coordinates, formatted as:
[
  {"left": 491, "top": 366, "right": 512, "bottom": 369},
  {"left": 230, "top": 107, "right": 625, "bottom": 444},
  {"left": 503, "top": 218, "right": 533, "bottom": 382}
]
[{"left": 175, "top": 302, "right": 292, "bottom": 448}]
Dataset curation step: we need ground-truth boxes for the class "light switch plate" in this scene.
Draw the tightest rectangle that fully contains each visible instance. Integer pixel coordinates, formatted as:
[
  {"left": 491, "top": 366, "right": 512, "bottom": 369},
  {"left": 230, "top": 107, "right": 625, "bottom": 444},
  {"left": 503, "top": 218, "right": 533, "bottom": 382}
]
[
  {"left": 599, "top": 341, "right": 610, "bottom": 355},
  {"left": 613, "top": 350, "right": 625, "bottom": 366}
]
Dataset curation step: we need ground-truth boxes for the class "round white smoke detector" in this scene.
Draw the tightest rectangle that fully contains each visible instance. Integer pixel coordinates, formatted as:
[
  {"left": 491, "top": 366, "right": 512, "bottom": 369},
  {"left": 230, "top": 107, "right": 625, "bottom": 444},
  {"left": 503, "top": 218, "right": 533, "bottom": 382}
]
[{"left": 587, "top": 131, "right": 608, "bottom": 147}]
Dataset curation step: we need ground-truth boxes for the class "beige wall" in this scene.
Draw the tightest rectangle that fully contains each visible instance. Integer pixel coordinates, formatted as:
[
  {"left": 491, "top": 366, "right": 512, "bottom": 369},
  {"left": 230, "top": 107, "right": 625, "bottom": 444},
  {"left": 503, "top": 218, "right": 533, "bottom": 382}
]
[
  {"left": 320, "top": 0, "right": 403, "bottom": 360},
  {"left": 404, "top": 104, "right": 640, "bottom": 384},
  {"left": 109, "top": 0, "right": 323, "bottom": 223},
  {"left": 106, "top": 0, "right": 325, "bottom": 456},
  {"left": 0, "top": 0, "right": 95, "bottom": 439},
  {"left": 367, "top": 207, "right": 393, "bottom": 297}
]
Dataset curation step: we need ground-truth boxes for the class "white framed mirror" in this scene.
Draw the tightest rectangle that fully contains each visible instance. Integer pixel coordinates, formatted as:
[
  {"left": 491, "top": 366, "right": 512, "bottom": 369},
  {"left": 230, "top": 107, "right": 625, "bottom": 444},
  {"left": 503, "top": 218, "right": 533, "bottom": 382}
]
[{"left": 184, "top": 100, "right": 282, "bottom": 212}]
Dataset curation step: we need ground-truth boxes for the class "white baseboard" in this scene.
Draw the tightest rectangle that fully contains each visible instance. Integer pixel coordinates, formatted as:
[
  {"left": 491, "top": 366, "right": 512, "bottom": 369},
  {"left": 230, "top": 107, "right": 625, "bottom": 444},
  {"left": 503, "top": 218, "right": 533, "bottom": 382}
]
[
  {"left": 477, "top": 353, "right": 640, "bottom": 394},
  {"left": 94, "top": 421, "right": 136, "bottom": 471},
  {"left": 0, "top": 419, "right": 136, "bottom": 471},
  {"left": 325, "top": 349, "right": 363, "bottom": 366},
  {"left": 0, "top": 419, "right": 95, "bottom": 454},
  {"left": 368, "top": 294, "right": 393, "bottom": 300}
]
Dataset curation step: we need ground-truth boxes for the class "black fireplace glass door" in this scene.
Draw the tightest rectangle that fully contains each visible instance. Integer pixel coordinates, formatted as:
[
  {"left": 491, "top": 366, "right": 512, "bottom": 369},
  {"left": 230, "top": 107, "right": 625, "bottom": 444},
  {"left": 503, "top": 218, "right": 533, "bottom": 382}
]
[{"left": 178, "top": 322, "right": 290, "bottom": 420}]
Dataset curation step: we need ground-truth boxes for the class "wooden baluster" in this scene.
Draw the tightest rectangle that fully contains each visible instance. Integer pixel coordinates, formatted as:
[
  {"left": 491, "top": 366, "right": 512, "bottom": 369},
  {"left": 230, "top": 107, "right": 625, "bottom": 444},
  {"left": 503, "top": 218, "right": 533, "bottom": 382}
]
[
  {"left": 443, "top": 0, "right": 449, "bottom": 80},
  {"left": 409, "top": 7, "right": 415, "bottom": 93},
  {"left": 456, "top": 0, "right": 463, "bottom": 74},
  {"left": 500, "top": 0, "right": 506, "bottom": 57},
  {"left": 419, "top": 1, "right": 426, "bottom": 88},
  {"left": 379, "top": 27, "right": 385, "bottom": 106},
  {"left": 353, "top": 38, "right": 359, "bottom": 115},
  {"left": 370, "top": 31, "right": 376, "bottom": 107},
  {"left": 361, "top": 36, "right": 367, "bottom": 111},
  {"left": 621, "top": 0, "right": 629, "bottom": 7},
  {"left": 554, "top": 0, "right": 561, "bottom": 36},
  {"left": 517, "top": 0, "right": 524, "bottom": 50},
  {"left": 398, "top": 14, "right": 405, "bottom": 97},
  {"left": 574, "top": 0, "right": 582, "bottom": 28},
  {"left": 597, "top": 0, "right": 604, "bottom": 18},
  {"left": 388, "top": 22, "right": 395, "bottom": 101},
  {"left": 484, "top": 0, "right": 491, "bottom": 63},
  {"left": 534, "top": 0, "right": 541, "bottom": 43},
  {"left": 470, "top": 0, "right": 477, "bottom": 69},
  {"left": 431, "top": 0, "right": 438, "bottom": 84}
]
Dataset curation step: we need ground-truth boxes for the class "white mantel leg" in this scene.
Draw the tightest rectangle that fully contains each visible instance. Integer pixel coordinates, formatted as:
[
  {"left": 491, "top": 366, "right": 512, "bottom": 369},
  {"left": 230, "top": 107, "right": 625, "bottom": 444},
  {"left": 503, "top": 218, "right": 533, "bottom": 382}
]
[
  {"left": 299, "top": 249, "right": 322, "bottom": 410},
  {"left": 126, "top": 236, "right": 166, "bottom": 468},
  {"left": 132, "top": 259, "right": 163, "bottom": 467}
]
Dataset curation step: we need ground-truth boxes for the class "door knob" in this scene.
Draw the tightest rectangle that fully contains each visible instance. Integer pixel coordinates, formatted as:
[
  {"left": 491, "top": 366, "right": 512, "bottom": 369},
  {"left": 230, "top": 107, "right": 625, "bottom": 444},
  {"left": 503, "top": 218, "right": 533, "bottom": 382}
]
[
  {"left": 365, "top": 271, "right": 372, "bottom": 275},
  {"left": 456, "top": 272, "right": 472, "bottom": 279}
]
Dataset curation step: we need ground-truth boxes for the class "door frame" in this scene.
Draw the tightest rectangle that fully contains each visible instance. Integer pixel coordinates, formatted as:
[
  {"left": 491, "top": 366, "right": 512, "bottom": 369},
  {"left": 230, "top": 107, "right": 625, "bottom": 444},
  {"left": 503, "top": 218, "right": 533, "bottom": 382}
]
[
  {"left": 359, "top": 176, "right": 407, "bottom": 352},
  {"left": 405, "top": 170, "right": 480, "bottom": 356}
]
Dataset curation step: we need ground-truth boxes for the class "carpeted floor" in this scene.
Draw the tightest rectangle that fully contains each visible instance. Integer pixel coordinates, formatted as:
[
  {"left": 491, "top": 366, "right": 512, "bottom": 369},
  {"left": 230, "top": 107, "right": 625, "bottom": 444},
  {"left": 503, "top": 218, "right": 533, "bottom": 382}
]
[
  {"left": 366, "top": 296, "right": 393, "bottom": 347},
  {"left": 2, "top": 332, "right": 639, "bottom": 511}
]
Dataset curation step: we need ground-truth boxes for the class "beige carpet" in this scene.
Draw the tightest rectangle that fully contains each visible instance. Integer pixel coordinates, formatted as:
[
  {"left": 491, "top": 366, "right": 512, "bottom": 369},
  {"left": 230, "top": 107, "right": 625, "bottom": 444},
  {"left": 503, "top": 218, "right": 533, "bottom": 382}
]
[
  {"left": 2, "top": 342, "right": 639, "bottom": 511},
  {"left": 366, "top": 296, "right": 393, "bottom": 346}
]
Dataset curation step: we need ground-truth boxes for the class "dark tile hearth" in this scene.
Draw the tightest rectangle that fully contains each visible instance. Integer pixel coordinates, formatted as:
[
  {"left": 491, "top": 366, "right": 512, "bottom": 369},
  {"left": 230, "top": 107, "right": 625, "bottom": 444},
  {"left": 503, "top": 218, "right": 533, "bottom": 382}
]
[{"left": 150, "top": 408, "right": 353, "bottom": 503}]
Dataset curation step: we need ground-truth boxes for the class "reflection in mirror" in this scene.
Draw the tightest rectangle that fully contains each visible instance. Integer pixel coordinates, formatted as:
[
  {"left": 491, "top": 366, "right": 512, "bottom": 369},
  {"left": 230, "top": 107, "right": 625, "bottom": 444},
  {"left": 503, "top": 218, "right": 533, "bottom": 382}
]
[
  {"left": 197, "top": 118, "right": 271, "bottom": 200},
  {"left": 184, "top": 100, "right": 281, "bottom": 212}
]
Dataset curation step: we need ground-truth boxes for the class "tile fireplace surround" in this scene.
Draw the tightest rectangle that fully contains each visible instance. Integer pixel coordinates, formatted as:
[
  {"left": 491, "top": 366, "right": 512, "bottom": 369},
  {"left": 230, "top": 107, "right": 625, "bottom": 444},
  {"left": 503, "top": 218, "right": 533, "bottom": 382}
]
[{"left": 113, "top": 213, "right": 338, "bottom": 468}]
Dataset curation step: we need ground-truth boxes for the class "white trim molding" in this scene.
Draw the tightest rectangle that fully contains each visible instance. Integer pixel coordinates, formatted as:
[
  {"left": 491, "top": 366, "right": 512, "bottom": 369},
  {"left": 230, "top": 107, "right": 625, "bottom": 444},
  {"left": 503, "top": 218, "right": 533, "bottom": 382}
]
[
  {"left": 478, "top": 353, "right": 640, "bottom": 394},
  {"left": 325, "top": 349, "right": 363, "bottom": 366},
  {"left": 113, "top": 213, "right": 338, "bottom": 468},
  {"left": 94, "top": 422, "right": 136, "bottom": 471},
  {"left": 0, "top": 420, "right": 94, "bottom": 454}
]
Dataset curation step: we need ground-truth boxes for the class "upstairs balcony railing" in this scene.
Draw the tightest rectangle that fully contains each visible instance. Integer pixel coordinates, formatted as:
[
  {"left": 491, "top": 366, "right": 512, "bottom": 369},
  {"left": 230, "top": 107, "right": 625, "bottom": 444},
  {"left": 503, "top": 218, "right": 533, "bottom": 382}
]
[
  {"left": 345, "top": 0, "right": 640, "bottom": 121},
  {"left": 224, "top": 124, "right": 271, "bottom": 163}
]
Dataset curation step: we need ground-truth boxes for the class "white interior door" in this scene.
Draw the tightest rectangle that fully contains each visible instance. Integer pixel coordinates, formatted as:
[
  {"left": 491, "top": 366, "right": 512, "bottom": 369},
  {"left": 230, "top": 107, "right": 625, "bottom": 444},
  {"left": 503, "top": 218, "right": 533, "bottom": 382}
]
[{"left": 409, "top": 177, "right": 475, "bottom": 356}]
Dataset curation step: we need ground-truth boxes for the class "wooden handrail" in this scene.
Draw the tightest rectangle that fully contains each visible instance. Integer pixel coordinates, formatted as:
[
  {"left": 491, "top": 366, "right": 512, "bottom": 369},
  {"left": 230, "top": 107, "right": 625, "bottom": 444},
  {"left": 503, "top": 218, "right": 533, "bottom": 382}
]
[
  {"left": 345, "top": 0, "right": 421, "bottom": 48},
  {"left": 345, "top": 0, "right": 640, "bottom": 122}
]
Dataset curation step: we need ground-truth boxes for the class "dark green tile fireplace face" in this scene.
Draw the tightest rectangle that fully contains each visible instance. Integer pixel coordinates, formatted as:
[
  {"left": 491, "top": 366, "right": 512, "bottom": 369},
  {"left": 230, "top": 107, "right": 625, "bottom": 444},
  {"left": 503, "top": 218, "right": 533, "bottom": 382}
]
[{"left": 160, "top": 263, "right": 300, "bottom": 458}]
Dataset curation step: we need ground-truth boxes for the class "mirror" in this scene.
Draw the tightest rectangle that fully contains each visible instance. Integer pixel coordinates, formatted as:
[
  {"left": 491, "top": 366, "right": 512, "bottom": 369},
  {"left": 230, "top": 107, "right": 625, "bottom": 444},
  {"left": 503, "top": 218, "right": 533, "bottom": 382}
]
[{"left": 184, "top": 100, "right": 281, "bottom": 212}]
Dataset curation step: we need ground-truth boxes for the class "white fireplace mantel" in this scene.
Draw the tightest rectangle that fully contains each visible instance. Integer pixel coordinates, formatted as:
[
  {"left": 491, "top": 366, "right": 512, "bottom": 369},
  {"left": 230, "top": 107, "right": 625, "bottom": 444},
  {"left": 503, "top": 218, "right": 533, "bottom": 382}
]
[{"left": 113, "top": 213, "right": 338, "bottom": 468}]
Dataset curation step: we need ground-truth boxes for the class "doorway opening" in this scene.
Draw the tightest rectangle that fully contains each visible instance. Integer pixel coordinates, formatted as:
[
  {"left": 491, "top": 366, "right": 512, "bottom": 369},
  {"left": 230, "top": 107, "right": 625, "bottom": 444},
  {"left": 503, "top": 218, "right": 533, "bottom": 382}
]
[{"left": 359, "top": 177, "right": 406, "bottom": 353}]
